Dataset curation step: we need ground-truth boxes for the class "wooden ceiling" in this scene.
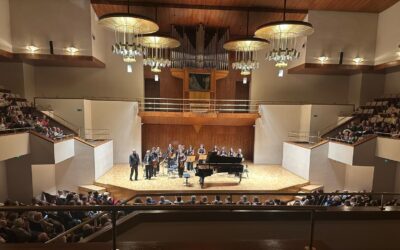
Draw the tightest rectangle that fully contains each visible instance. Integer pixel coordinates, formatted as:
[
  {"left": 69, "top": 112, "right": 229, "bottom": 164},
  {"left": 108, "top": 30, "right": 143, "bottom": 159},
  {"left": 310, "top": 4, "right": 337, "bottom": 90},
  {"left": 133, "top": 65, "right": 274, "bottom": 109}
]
[{"left": 91, "top": 0, "right": 399, "bottom": 36}]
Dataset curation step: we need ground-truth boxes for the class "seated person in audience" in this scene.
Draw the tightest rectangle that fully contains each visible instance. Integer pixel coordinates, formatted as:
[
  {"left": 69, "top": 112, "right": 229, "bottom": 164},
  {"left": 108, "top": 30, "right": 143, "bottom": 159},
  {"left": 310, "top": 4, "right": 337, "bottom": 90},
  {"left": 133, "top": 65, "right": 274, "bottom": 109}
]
[
  {"left": 199, "top": 196, "right": 209, "bottom": 205},
  {"left": 186, "top": 195, "right": 198, "bottom": 205},
  {"left": 11, "top": 218, "right": 32, "bottom": 243},
  {"left": 174, "top": 196, "right": 184, "bottom": 205},
  {"left": 386, "top": 104, "right": 399, "bottom": 115},
  {"left": 133, "top": 198, "right": 143, "bottom": 205},
  {"left": 252, "top": 196, "right": 262, "bottom": 205},
  {"left": 211, "top": 195, "right": 223, "bottom": 205},
  {"left": 236, "top": 195, "right": 250, "bottom": 205},
  {"left": 158, "top": 196, "right": 172, "bottom": 205},
  {"left": 224, "top": 197, "right": 233, "bottom": 205},
  {"left": 145, "top": 196, "right": 156, "bottom": 205}
]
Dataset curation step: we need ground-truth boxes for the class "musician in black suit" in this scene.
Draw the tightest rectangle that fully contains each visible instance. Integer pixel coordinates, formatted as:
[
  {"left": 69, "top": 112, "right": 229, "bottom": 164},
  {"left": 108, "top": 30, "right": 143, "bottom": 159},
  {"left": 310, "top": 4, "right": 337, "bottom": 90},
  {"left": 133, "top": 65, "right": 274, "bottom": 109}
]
[
  {"left": 129, "top": 149, "right": 140, "bottom": 181},
  {"left": 143, "top": 150, "right": 153, "bottom": 180},
  {"left": 212, "top": 145, "right": 219, "bottom": 155}
]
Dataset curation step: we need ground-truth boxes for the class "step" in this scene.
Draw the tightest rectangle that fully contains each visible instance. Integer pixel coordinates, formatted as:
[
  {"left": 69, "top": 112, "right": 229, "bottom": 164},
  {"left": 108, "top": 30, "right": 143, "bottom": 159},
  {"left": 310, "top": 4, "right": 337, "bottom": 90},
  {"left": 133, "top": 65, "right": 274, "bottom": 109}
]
[
  {"left": 79, "top": 184, "right": 107, "bottom": 194},
  {"left": 300, "top": 184, "right": 324, "bottom": 193}
]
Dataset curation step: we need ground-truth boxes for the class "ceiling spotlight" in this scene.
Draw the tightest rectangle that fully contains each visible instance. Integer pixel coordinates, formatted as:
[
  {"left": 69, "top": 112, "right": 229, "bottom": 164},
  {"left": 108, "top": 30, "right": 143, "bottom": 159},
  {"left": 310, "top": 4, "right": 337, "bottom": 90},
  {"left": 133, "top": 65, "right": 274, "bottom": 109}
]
[
  {"left": 154, "top": 74, "right": 159, "bottom": 82},
  {"left": 317, "top": 56, "right": 329, "bottom": 64},
  {"left": 353, "top": 57, "right": 364, "bottom": 65},
  {"left": 66, "top": 46, "right": 79, "bottom": 55},
  {"left": 127, "top": 64, "right": 133, "bottom": 73},
  {"left": 26, "top": 45, "right": 39, "bottom": 54},
  {"left": 243, "top": 77, "right": 247, "bottom": 84}
]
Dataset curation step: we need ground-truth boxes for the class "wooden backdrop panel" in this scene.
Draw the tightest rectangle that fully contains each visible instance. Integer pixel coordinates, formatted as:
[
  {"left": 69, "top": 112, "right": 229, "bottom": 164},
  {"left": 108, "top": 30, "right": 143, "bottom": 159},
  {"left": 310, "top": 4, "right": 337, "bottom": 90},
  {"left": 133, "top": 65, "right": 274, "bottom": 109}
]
[{"left": 142, "top": 124, "right": 254, "bottom": 160}]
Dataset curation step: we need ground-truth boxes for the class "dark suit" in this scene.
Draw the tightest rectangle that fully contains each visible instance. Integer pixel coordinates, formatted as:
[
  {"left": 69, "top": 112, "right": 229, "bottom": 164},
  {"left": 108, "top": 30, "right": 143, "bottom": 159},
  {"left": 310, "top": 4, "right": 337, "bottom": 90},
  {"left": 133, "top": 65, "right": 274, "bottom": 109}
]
[
  {"left": 129, "top": 153, "right": 140, "bottom": 180},
  {"left": 143, "top": 153, "right": 153, "bottom": 179}
]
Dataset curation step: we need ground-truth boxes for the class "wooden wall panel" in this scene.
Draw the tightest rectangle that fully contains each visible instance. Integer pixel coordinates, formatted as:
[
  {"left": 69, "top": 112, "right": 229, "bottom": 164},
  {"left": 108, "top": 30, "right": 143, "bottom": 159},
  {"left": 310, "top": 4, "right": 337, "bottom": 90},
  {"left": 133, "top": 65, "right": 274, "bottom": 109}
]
[
  {"left": 142, "top": 124, "right": 254, "bottom": 160},
  {"left": 144, "top": 66, "right": 183, "bottom": 99}
]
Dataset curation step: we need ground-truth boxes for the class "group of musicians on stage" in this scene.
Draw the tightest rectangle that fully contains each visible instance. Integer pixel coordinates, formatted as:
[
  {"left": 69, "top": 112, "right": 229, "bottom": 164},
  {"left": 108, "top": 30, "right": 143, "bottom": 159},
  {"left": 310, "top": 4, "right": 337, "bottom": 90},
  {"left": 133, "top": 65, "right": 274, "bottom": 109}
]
[{"left": 129, "top": 144, "right": 244, "bottom": 181}]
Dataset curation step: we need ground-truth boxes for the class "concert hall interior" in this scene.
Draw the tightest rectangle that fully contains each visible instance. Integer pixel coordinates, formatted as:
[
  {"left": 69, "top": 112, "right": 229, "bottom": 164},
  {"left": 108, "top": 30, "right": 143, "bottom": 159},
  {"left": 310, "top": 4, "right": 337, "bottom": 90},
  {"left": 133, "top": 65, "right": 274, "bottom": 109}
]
[{"left": 1, "top": 0, "right": 400, "bottom": 249}]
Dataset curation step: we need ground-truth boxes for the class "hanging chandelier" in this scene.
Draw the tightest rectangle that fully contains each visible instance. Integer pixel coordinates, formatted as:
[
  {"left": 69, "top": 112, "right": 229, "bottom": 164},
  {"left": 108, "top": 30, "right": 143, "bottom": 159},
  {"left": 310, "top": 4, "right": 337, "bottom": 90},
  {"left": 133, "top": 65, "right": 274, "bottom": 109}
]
[
  {"left": 140, "top": 35, "right": 180, "bottom": 72},
  {"left": 98, "top": 0, "right": 159, "bottom": 63},
  {"left": 224, "top": 38, "right": 269, "bottom": 75},
  {"left": 254, "top": 0, "right": 314, "bottom": 68},
  {"left": 223, "top": 11, "right": 269, "bottom": 75}
]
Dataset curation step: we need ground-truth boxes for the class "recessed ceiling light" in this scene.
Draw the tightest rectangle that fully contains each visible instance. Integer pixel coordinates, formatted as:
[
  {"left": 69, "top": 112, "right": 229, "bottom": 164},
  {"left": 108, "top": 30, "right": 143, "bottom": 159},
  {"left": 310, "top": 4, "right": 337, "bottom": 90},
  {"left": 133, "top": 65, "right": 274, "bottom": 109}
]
[
  {"left": 154, "top": 74, "right": 159, "bottom": 82},
  {"left": 26, "top": 45, "right": 39, "bottom": 54},
  {"left": 242, "top": 77, "right": 247, "bottom": 84},
  {"left": 66, "top": 46, "right": 79, "bottom": 55},
  {"left": 317, "top": 56, "right": 329, "bottom": 64},
  {"left": 353, "top": 57, "right": 364, "bottom": 65}
]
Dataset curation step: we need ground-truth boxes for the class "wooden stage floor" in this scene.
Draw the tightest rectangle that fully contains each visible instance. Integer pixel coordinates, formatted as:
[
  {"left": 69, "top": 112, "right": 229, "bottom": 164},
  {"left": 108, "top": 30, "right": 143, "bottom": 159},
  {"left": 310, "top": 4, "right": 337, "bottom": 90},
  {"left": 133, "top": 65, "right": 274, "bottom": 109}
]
[{"left": 95, "top": 164, "right": 308, "bottom": 195}]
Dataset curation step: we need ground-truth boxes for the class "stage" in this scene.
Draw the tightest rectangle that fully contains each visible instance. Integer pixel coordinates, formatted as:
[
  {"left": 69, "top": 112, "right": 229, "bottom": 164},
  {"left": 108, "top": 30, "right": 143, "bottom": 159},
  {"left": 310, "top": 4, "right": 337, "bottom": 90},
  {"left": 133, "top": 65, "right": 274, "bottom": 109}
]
[{"left": 95, "top": 164, "right": 309, "bottom": 200}]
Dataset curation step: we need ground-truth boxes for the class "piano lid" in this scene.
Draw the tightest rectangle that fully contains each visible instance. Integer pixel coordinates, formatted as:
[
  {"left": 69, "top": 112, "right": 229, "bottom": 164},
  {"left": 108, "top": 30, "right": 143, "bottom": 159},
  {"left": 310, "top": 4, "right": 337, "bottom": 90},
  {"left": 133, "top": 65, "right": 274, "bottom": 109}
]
[{"left": 206, "top": 152, "right": 242, "bottom": 164}]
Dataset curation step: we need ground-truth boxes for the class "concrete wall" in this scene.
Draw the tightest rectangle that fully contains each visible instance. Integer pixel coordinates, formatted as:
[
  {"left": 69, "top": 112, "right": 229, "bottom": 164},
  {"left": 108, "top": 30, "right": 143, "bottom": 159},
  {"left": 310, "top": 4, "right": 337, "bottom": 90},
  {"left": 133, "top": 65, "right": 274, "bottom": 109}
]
[
  {"left": 54, "top": 139, "right": 75, "bottom": 164},
  {"left": 384, "top": 71, "right": 400, "bottom": 94},
  {"left": 309, "top": 143, "right": 346, "bottom": 192},
  {"left": 9, "top": 0, "right": 92, "bottom": 55},
  {"left": 94, "top": 140, "right": 113, "bottom": 179},
  {"left": 309, "top": 105, "right": 354, "bottom": 135},
  {"left": 35, "top": 98, "right": 85, "bottom": 131},
  {"left": 0, "top": 62, "right": 24, "bottom": 96},
  {"left": 344, "top": 165, "right": 374, "bottom": 191},
  {"left": 250, "top": 50, "right": 349, "bottom": 104},
  {"left": 282, "top": 143, "right": 310, "bottom": 179},
  {"left": 306, "top": 11, "right": 378, "bottom": 65},
  {"left": 31, "top": 164, "right": 56, "bottom": 198},
  {"left": 375, "top": 1, "right": 400, "bottom": 65},
  {"left": 0, "top": 161, "right": 7, "bottom": 202},
  {"left": 0, "top": 133, "right": 30, "bottom": 162},
  {"left": 55, "top": 139, "right": 95, "bottom": 192},
  {"left": 375, "top": 137, "right": 400, "bottom": 162},
  {"left": 0, "top": 0, "right": 12, "bottom": 52},
  {"left": 254, "top": 105, "right": 302, "bottom": 164},
  {"left": 5, "top": 154, "right": 33, "bottom": 203},
  {"left": 395, "top": 163, "right": 400, "bottom": 193},
  {"left": 328, "top": 142, "right": 354, "bottom": 165},
  {"left": 33, "top": 30, "right": 145, "bottom": 99},
  {"left": 372, "top": 157, "right": 397, "bottom": 192},
  {"left": 90, "top": 101, "right": 142, "bottom": 163}
]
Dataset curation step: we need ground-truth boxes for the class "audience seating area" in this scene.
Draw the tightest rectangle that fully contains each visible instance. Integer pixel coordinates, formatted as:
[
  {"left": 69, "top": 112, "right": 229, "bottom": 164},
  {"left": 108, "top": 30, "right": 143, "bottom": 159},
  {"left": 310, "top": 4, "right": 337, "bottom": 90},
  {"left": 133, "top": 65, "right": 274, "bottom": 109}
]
[
  {"left": 330, "top": 93, "right": 400, "bottom": 144},
  {"left": 2, "top": 188, "right": 399, "bottom": 244},
  {"left": 0, "top": 190, "right": 125, "bottom": 243},
  {"left": 0, "top": 87, "right": 73, "bottom": 141}
]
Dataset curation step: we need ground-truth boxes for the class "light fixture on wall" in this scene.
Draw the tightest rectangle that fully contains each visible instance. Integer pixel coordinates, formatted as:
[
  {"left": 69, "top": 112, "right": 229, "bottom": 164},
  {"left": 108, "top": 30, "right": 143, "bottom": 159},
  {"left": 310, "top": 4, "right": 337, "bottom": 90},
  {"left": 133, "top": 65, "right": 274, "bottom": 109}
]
[
  {"left": 255, "top": 0, "right": 314, "bottom": 68},
  {"left": 26, "top": 45, "right": 39, "bottom": 54},
  {"left": 154, "top": 74, "right": 159, "bottom": 82},
  {"left": 98, "top": 0, "right": 159, "bottom": 63},
  {"left": 223, "top": 11, "right": 269, "bottom": 75},
  {"left": 353, "top": 57, "right": 364, "bottom": 65},
  {"left": 278, "top": 69, "right": 284, "bottom": 77},
  {"left": 127, "top": 64, "right": 133, "bottom": 73},
  {"left": 243, "top": 77, "right": 247, "bottom": 84},
  {"left": 66, "top": 46, "right": 79, "bottom": 55},
  {"left": 140, "top": 35, "right": 180, "bottom": 72},
  {"left": 317, "top": 56, "right": 329, "bottom": 64}
]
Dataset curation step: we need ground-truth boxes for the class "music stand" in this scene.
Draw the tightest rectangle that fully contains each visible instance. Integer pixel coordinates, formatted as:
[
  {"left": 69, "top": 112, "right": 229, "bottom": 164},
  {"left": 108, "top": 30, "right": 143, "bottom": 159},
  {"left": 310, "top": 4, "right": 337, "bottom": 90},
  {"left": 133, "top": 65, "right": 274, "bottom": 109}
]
[{"left": 186, "top": 156, "right": 196, "bottom": 163}]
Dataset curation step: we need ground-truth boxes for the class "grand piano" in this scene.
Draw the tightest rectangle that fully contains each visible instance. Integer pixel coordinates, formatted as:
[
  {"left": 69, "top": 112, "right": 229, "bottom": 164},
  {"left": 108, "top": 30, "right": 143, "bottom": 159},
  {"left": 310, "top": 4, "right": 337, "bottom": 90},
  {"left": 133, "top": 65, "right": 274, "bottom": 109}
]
[{"left": 195, "top": 152, "right": 244, "bottom": 187}]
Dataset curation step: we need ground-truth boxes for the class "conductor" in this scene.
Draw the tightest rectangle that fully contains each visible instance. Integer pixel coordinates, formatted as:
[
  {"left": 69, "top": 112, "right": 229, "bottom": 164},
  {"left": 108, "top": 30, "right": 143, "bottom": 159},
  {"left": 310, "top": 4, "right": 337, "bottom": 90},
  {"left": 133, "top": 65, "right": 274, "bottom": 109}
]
[{"left": 129, "top": 149, "right": 140, "bottom": 181}]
